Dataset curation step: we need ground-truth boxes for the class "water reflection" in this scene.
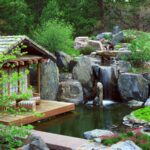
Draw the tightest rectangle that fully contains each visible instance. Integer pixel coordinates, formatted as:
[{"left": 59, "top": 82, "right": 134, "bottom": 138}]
[{"left": 33, "top": 103, "right": 133, "bottom": 138}]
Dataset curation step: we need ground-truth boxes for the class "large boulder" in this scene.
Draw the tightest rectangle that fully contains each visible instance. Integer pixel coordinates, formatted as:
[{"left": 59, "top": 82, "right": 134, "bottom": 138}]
[
  {"left": 109, "top": 140, "right": 142, "bottom": 150},
  {"left": 40, "top": 60, "right": 59, "bottom": 100},
  {"left": 72, "top": 56, "right": 93, "bottom": 97},
  {"left": 55, "top": 51, "right": 73, "bottom": 70},
  {"left": 118, "top": 73, "right": 149, "bottom": 101},
  {"left": 57, "top": 80, "right": 83, "bottom": 105}
]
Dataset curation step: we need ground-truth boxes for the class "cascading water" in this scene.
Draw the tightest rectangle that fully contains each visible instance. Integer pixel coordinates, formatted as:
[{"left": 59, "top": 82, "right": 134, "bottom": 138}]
[
  {"left": 99, "top": 66, "right": 113, "bottom": 99},
  {"left": 93, "top": 64, "right": 116, "bottom": 100}
]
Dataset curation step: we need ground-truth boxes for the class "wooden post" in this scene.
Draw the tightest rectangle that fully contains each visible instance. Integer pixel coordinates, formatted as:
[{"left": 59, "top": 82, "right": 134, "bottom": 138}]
[{"left": 37, "top": 63, "right": 41, "bottom": 94}]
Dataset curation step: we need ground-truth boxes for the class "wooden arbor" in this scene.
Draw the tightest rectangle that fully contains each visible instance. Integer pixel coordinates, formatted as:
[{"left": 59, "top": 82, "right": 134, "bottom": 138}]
[{"left": 0, "top": 35, "right": 56, "bottom": 97}]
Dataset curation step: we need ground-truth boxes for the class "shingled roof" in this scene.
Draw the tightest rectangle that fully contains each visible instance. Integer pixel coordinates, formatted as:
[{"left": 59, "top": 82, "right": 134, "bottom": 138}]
[{"left": 0, "top": 35, "right": 56, "bottom": 61}]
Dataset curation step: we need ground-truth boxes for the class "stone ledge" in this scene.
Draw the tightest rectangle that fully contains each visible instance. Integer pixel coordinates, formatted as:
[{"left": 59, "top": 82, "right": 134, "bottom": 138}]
[{"left": 31, "top": 130, "right": 88, "bottom": 150}]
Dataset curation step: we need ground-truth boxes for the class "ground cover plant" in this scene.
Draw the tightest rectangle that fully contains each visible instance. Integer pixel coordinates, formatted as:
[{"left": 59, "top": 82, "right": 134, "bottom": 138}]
[
  {"left": 133, "top": 107, "right": 150, "bottom": 122},
  {"left": 102, "top": 131, "right": 150, "bottom": 150}
]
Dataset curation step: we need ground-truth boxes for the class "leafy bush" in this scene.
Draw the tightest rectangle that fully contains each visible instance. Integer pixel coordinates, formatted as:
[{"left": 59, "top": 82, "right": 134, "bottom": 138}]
[
  {"left": 80, "top": 46, "right": 96, "bottom": 55},
  {"left": 33, "top": 20, "right": 74, "bottom": 53},
  {"left": 122, "top": 30, "right": 150, "bottom": 66},
  {"left": 0, "top": 124, "right": 33, "bottom": 149}
]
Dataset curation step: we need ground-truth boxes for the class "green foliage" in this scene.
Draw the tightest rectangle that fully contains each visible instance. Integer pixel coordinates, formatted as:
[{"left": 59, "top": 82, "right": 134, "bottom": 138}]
[
  {"left": 0, "top": 124, "right": 33, "bottom": 149},
  {"left": 40, "top": 0, "right": 62, "bottom": 23},
  {"left": 33, "top": 20, "right": 74, "bottom": 53},
  {"left": 102, "top": 131, "right": 150, "bottom": 150},
  {"left": 128, "top": 67, "right": 150, "bottom": 74},
  {"left": 133, "top": 107, "right": 150, "bottom": 122},
  {"left": 129, "top": 35, "right": 150, "bottom": 65},
  {"left": 135, "top": 133, "right": 150, "bottom": 150},
  {"left": 80, "top": 46, "right": 96, "bottom": 55},
  {"left": 63, "top": 49, "right": 80, "bottom": 57},
  {"left": 122, "top": 30, "right": 150, "bottom": 66},
  {"left": 102, "top": 137, "right": 121, "bottom": 146},
  {"left": 0, "top": 0, "right": 33, "bottom": 35}
]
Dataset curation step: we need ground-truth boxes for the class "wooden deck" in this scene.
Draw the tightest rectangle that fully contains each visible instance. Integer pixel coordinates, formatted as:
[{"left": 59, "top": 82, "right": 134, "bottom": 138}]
[{"left": 0, "top": 100, "right": 75, "bottom": 126}]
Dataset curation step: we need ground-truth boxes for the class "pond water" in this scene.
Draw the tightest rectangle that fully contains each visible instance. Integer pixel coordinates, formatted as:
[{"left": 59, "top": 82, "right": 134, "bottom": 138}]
[{"left": 33, "top": 101, "right": 134, "bottom": 138}]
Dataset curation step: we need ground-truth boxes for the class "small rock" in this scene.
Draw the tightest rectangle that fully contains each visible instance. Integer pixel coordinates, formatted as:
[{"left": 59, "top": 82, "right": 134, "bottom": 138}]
[
  {"left": 109, "top": 140, "right": 142, "bottom": 150},
  {"left": 144, "top": 98, "right": 150, "bottom": 106},
  {"left": 78, "top": 142, "right": 105, "bottom": 150},
  {"left": 22, "top": 135, "right": 49, "bottom": 150},
  {"left": 128, "top": 100, "right": 143, "bottom": 107},
  {"left": 93, "top": 138, "right": 101, "bottom": 143},
  {"left": 74, "top": 36, "right": 89, "bottom": 49},
  {"left": 83, "top": 129, "right": 114, "bottom": 140},
  {"left": 59, "top": 73, "right": 72, "bottom": 81}
]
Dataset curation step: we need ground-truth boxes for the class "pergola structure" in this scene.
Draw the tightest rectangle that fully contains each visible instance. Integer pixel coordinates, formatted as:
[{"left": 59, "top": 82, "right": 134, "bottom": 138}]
[{"left": 0, "top": 35, "right": 56, "bottom": 97}]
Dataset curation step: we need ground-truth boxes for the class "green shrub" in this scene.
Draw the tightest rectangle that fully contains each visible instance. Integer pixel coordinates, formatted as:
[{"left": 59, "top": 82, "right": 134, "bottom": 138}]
[
  {"left": 0, "top": 124, "right": 33, "bottom": 149},
  {"left": 122, "top": 30, "right": 150, "bottom": 66},
  {"left": 80, "top": 46, "right": 96, "bottom": 55},
  {"left": 33, "top": 20, "right": 74, "bottom": 53}
]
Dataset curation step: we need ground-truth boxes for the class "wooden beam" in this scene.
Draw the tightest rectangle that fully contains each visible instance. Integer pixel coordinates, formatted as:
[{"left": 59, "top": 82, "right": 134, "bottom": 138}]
[
  {"left": 37, "top": 63, "right": 41, "bottom": 94},
  {"left": 26, "top": 60, "right": 33, "bottom": 65},
  {"left": 32, "top": 59, "right": 38, "bottom": 64},
  {"left": 19, "top": 61, "right": 25, "bottom": 66},
  {"left": 39, "top": 59, "right": 48, "bottom": 63}
]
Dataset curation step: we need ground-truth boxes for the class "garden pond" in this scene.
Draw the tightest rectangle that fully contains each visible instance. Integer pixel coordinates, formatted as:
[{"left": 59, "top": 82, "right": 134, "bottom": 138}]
[{"left": 33, "top": 101, "right": 136, "bottom": 138}]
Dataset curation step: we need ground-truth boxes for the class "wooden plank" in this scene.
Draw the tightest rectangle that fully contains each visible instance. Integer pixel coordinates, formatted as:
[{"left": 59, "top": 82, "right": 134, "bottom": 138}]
[{"left": 0, "top": 101, "right": 75, "bottom": 126}]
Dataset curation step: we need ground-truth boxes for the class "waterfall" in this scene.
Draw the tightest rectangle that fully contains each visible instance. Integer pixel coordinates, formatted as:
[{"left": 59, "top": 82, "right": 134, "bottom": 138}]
[{"left": 99, "top": 66, "right": 113, "bottom": 99}]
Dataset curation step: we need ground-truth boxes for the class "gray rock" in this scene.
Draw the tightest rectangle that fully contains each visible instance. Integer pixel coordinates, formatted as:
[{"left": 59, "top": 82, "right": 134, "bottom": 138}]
[
  {"left": 88, "top": 40, "right": 103, "bottom": 50},
  {"left": 74, "top": 36, "right": 89, "bottom": 49},
  {"left": 117, "top": 60, "right": 132, "bottom": 73},
  {"left": 55, "top": 51, "right": 73, "bottom": 70},
  {"left": 116, "top": 50, "right": 131, "bottom": 60},
  {"left": 118, "top": 73, "right": 149, "bottom": 101},
  {"left": 111, "top": 26, "right": 123, "bottom": 45},
  {"left": 22, "top": 135, "right": 49, "bottom": 150},
  {"left": 59, "top": 73, "right": 72, "bottom": 81},
  {"left": 144, "top": 97, "right": 150, "bottom": 106},
  {"left": 118, "top": 47, "right": 130, "bottom": 51},
  {"left": 72, "top": 56, "right": 93, "bottom": 97},
  {"left": 109, "top": 140, "right": 142, "bottom": 150},
  {"left": 143, "top": 73, "right": 150, "bottom": 84},
  {"left": 78, "top": 142, "right": 105, "bottom": 150},
  {"left": 96, "top": 32, "right": 112, "bottom": 40},
  {"left": 97, "top": 82, "right": 103, "bottom": 106},
  {"left": 83, "top": 129, "right": 114, "bottom": 140},
  {"left": 40, "top": 59, "right": 59, "bottom": 100},
  {"left": 57, "top": 80, "right": 83, "bottom": 105},
  {"left": 128, "top": 100, "right": 143, "bottom": 107}
]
